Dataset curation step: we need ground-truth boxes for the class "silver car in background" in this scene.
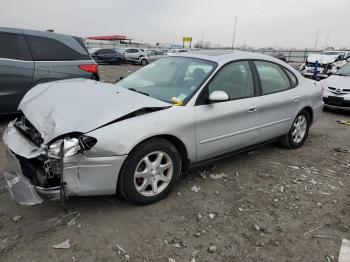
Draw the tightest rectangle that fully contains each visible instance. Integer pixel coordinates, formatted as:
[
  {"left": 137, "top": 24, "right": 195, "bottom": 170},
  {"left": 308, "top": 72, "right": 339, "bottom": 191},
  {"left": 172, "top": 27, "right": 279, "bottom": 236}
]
[
  {"left": 139, "top": 49, "right": 167, "bottom": 66},
  {"left": 3, "top": 50, "right": 324, "bottom": 206},
  {"left": 321, "top": 61, "right": 350, "bottom": 109}
]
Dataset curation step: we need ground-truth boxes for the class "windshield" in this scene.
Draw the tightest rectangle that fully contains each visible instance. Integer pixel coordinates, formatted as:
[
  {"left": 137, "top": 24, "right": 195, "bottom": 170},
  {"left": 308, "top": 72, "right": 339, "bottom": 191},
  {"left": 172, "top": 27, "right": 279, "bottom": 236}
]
[
  {"left": 116, "top": 57, "right": 217, "bottom": 104},
  {"left": 335, "top": 63, "right": 350, "bottom": 76}
]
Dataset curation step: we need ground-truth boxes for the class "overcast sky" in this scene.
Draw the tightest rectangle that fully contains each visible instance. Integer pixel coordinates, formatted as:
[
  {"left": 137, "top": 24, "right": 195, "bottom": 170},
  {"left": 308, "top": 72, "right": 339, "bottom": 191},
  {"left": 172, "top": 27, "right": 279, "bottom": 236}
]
[{"left": 1, "top": 0, "right": 349, "bottom": 49}]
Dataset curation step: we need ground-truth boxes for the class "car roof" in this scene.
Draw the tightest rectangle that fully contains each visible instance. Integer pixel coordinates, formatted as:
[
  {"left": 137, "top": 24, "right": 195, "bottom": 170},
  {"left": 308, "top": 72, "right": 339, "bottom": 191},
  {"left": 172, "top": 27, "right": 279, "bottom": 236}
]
[
  {"left": 173, "top": 49, "right": 283, "bottom": 65},
  {"left": 0, "top": 27, "right": 80, "bottom": 39}
]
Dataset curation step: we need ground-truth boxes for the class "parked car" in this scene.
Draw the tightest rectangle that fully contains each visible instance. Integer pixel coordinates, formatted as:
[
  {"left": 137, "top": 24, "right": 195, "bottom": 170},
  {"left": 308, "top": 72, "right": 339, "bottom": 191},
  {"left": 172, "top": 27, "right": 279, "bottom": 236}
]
[
  {"left": 118, "top": 48, "right": 145, "bottom": 64},
  {"left": 300, "top": 51, "right": 350, "bottom": 79},
  {"left": 3, "top": 50, "right": 323, "bottom": 206},
  {"left": 274, "top": 52, "right": 287, "bottom": 62},
  {"left": 0, "top": 27, "right": 98, "bottom": 114},
  {"left": 167, "top": 49, "right": 190, "bottom": 55},
  {"left": 90, "top": 48, "right": 125, "bottom": 65},
  {"left": 321, "top": 61, "right": 350, "bottom": 109},
  {"left": 139, "top": 49, "right": 167, "bottom": 65}
]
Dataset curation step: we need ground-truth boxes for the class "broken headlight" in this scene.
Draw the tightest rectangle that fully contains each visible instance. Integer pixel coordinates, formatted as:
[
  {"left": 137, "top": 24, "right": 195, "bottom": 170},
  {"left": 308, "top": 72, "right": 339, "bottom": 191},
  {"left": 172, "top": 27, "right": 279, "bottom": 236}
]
[{"left": 47, "top": 136, "right": 97, "bottom": 158}]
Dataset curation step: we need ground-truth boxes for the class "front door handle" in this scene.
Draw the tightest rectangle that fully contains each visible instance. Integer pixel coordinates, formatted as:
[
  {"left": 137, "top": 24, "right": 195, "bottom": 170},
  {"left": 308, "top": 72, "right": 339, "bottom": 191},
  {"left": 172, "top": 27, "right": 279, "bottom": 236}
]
[
  {"left": 292, "top": 96, "right": 300, "bottom": 102},
  {"left": 248, "top": 107, "right": 257, "bottom": 113}
]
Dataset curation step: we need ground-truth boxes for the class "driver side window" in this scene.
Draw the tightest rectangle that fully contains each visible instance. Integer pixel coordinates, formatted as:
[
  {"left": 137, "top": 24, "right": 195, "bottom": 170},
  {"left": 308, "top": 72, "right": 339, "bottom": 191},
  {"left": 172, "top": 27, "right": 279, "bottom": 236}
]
[{"left": 208, "top": 61, "right": 255, "bottom": 100}]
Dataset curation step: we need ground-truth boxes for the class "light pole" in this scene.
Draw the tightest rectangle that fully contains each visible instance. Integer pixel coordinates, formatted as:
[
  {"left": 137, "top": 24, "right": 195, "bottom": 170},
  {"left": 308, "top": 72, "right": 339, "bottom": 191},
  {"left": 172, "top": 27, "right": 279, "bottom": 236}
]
[
  {"left": 231, "top": 17, "right": 238, "bottom": 49},
  {"left": 314, "top": 28, "right": 319, "bottom": 50}
]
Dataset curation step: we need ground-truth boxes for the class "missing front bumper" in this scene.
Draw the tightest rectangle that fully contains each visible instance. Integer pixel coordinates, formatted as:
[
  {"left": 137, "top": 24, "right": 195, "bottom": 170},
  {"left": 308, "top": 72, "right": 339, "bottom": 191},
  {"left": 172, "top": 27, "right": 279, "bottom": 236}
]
[{"left": 3, "top": 122, "right": 62, "bottom": 205}]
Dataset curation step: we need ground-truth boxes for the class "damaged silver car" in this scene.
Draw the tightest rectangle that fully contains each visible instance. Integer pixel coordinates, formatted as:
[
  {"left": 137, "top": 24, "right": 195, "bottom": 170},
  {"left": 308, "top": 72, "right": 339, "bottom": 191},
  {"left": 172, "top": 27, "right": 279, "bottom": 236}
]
[{"left": 3, "top": 50, "right": 324, "bottom": 206}]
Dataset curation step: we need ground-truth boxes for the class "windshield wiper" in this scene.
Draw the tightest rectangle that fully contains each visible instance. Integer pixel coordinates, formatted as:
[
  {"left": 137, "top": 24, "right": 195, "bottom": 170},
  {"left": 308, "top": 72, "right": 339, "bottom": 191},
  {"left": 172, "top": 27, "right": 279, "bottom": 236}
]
[{"left": 128, "top": 88, "right": 149, "bottom": 96}]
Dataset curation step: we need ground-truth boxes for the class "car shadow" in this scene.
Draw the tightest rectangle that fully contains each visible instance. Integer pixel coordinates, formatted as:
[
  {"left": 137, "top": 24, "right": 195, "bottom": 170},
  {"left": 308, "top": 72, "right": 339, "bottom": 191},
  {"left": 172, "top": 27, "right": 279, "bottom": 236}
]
[{"left": 324, "top": 107, "right": 350, "bottom": 117}]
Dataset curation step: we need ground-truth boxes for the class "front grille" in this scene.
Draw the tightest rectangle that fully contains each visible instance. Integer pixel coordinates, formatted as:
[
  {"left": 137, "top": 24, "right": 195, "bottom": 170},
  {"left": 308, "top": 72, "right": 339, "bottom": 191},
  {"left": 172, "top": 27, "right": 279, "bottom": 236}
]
[{"left": 14, "top": 116, "right": 43, "bottom": 146}]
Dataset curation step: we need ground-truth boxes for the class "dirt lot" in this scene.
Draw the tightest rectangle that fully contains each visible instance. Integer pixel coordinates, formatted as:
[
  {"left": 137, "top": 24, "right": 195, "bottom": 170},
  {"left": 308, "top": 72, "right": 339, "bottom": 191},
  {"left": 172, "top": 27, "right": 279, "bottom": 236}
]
[{"left": 0, "top": 65, "right": 350, "bottom": 262}]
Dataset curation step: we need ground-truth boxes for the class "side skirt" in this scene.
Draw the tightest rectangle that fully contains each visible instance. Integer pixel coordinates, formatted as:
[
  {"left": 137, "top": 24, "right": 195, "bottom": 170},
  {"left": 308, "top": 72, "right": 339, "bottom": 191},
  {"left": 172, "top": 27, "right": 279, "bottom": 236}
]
[{"left": 189, "top": 137, "right": 283, "bottom": 172}]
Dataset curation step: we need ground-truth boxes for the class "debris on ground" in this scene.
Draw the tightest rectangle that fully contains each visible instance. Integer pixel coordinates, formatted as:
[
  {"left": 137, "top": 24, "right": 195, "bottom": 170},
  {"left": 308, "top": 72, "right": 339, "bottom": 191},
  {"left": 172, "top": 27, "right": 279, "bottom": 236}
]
[
  {"left": 66, "top": 212, "right": 80, "bottom": 227},
  {"left": 338, "top": 239, "right": 350, "bottom": 262},
  {"left": 207, "top": 245, "right": 217, "bottom": 253},
  {"left": 51, "top": 211, "right": 80, "bottom": 226},
  {"left": 168, "top": 258, "right": 176, "bottom": 262},
  {"left": 337, "top": 120, "right": 350, "bottom": 126},
  {"left": 52, "top": 239, "right": 71, "bottom": 249},
  {"left": 253, "top": 224, "right": 261, "bottom": 232},
  {"left": 325, "top": 255, "right": 335, "bottom": 262},
  {"left": 303, "top": 224, "right": 326, "bottom": 237},
  {"left": 210, "top": 173, "right": 227, "bottom": 179},
  {"left": 190, "top": 186, "right": 201, "bottom": 193},
  {"left": 334, "top": 147, "right": 349, "bottom": 153},
  {"left": 311, "top": 234, "right": 337, "bottom": 240},
  {"left": 11, "top": 215, "right": 22, "bottom": 223},
  {"left": 208, "top": 213, "right": 215, "bottom": 220},
  {"left": 115, "top": 243, "right": 127, "bottom": 254},
  {"left": 287, "top": 165, "right": 300, "bottom": 170},
  {"left": 170, "top": 238, "right": 186, "bottom": 249}
]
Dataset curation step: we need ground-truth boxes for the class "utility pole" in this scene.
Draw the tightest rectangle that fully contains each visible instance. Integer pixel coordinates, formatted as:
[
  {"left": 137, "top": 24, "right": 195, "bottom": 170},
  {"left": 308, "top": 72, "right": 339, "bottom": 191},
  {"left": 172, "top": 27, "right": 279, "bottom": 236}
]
[
  {"left": 231, "top": 17, "right": 238, "bottom": 50},
  {"left": 201, "top": 30, "right": 204, "bottom": 48},
  {"left": 323, "top": 32, "right": 330, "bottom": 50},
  {"left": 314, "top": 28, "right": 319, "bottom": 49}
]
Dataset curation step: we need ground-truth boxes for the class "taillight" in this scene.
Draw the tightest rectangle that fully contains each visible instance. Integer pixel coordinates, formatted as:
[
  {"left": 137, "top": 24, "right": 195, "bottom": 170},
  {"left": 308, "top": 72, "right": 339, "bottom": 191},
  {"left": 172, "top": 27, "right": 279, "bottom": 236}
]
[{"left": 79, "top": 64, "right": 98, "bottom": 74}]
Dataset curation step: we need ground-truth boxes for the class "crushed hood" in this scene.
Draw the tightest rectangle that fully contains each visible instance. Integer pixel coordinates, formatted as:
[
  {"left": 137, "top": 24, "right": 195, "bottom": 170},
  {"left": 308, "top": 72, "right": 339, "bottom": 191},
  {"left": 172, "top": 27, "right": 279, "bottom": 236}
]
[
  {"left": 19, "top": 79, "right": 170, "bottom": 143},
  {"left": 307, "top": 54, "right": 339, "bottom": 64}
]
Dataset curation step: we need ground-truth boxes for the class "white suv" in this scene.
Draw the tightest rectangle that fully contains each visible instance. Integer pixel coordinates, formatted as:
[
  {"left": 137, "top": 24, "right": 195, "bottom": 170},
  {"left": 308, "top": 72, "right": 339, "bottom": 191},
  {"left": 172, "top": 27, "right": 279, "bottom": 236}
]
[{"left": 119, "top": 48, "right": 145, "bottom": 63}]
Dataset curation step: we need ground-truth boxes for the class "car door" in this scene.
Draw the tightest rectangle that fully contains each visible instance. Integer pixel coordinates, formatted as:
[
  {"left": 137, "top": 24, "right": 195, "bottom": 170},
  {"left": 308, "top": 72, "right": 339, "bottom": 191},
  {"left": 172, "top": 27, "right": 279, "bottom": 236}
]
[
  {"left": 195, "top": 60, "right": 261, "bottom": 161},
  {"left": 91, "top": 50, "right": 103, "bottom": 63},
  {"left": 103, "top": 49, "right": 114, "bottom": 63},
  {"left": 123, "top": 49, "right": 132, "bottom": 60},
  {"left": 0, "top": 32, "right": 34, "bottom": 113},
  {"left": 253, "top": 60, "right": 300, "bottom": 141}
]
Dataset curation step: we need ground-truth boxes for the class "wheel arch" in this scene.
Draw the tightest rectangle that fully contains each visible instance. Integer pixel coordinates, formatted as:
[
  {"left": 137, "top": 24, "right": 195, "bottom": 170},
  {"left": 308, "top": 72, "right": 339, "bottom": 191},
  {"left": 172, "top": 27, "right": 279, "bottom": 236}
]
[
  {"left": 301, "top": 106, "right": 314, "bottom": 124},
  {"left": 127, "top": 134, "right": 191, "bottom": 173}
]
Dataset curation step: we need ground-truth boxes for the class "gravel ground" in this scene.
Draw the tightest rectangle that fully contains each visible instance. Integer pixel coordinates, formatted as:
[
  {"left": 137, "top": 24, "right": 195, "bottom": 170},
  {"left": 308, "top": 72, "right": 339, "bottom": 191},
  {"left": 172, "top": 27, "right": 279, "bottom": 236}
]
[{"left": 0, "top": 65, "right": 350, "bottom": 262}]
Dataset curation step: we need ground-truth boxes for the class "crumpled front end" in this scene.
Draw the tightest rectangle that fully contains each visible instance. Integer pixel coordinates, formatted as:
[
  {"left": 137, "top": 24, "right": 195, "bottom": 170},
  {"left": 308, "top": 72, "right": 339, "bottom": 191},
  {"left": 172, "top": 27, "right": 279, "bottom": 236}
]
[
  {"left": 3, "top": 118, "right": 127, "bottom": 206},
  {"left": 3, "top": 120, "right": 61, "bottom": 205}
]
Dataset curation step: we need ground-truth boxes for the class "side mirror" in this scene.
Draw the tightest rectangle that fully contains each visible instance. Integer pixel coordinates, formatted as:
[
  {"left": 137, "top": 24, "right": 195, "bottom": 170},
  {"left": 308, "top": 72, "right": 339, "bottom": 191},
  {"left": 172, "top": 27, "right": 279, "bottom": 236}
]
[{"left": 209, "top": 90, "right": 229, "bottom": 103}]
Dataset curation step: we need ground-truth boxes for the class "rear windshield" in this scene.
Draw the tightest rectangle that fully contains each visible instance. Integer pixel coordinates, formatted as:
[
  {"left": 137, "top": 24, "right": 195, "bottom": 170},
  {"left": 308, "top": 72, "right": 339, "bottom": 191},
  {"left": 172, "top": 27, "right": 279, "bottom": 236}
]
[{"left": 25, "top": 35, "right": 91, "bottom": 61}]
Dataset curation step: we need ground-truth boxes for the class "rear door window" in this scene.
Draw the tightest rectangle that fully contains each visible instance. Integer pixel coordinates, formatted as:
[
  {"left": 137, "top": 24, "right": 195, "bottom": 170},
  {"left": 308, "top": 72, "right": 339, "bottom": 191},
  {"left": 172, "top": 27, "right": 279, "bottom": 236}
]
[
  {"left": 0, "top": 33, "right": 20, "bottom": 60},
  {"left": 26, "top": 35, "right": 90, "bottom": 61},
  {"left": 254, "top": 61, "right": 291, "bottom": 95}
]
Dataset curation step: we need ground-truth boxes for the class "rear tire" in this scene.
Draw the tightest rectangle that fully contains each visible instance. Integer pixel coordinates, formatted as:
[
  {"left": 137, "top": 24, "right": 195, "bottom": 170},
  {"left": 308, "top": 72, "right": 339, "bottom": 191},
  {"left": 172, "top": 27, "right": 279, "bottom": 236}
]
[
  {"left": 280, "top": 110, "right": 310, "bottom": 149},
  {"left": 118, "top": 138, "right": 181, "bottom": 205}
]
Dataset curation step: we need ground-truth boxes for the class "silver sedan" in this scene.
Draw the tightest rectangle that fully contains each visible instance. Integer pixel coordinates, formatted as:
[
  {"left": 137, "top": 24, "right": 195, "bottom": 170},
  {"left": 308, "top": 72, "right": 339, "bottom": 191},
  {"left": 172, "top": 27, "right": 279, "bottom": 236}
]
[{"left": 3, "top": 50, "right": 324, "bottom": 206}]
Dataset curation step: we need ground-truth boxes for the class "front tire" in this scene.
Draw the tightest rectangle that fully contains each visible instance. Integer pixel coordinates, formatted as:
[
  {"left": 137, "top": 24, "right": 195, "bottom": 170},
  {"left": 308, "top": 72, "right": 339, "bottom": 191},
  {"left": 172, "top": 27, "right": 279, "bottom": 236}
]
[
  {"left": 118, "top": 138, "right": 181, "bottom": 205},
  {"left": 280, "top": 110, "right": 310, "bottom": 149},
  {"left": 140, "top": 58, "right": 147, "bottom": 66}
]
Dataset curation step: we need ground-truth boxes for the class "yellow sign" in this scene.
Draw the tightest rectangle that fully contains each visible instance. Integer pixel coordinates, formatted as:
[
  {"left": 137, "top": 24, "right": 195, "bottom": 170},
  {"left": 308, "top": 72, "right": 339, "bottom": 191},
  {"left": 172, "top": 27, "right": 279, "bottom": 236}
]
[{"left": 182, "top": 37, "right": 192, "bottom": 42}]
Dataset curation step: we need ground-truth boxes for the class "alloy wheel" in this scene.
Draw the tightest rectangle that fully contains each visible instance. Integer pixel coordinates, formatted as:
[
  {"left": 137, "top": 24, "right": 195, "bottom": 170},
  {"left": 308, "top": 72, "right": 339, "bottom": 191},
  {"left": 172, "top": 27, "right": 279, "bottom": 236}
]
[
  {"left": 134, "top": 151, "right": 173, "bottom": 197},
  {"left": 291, "top": 115, "right": 307, "bottom": 144}
]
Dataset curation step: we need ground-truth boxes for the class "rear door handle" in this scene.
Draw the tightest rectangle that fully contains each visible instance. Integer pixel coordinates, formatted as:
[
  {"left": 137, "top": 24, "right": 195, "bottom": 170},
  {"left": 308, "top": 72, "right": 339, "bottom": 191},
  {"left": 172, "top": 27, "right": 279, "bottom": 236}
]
[
  {"left": 292, "top": 96, "right": 300, "bottom": 102},
  {"left": 248, "top": 107, "right": 257, "bottom": 113}
]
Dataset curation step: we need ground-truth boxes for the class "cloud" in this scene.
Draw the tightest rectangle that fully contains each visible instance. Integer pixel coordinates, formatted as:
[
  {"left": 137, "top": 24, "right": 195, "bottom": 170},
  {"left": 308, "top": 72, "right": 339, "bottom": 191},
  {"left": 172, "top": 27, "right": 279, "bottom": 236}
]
[{"left": 1, "top": 0, "right": 349, "bottom": 48}]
